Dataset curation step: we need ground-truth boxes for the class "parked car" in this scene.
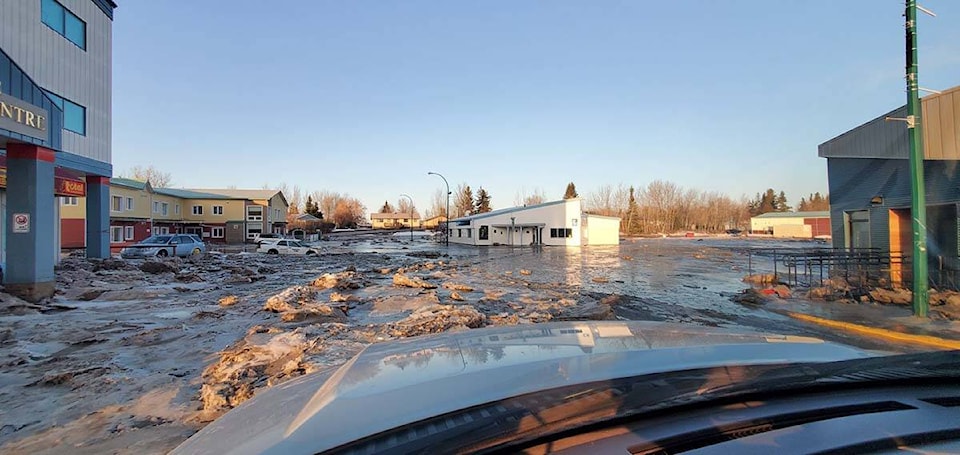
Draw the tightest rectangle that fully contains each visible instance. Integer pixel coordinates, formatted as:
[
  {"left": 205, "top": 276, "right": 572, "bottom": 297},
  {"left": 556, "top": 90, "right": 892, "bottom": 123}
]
[
  {"left": 253, "top": 233, "right": 284, "bottom": 244},
  {"left": 120, "top": 234, "right": 206, "bottom": 258},
  {"left": 257, "top": 239, "right": 319, "bottom": 255}
]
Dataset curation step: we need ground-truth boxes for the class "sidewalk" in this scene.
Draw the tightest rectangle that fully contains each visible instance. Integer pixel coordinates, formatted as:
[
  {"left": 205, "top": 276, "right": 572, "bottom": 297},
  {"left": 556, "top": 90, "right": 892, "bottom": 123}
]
[{"left": 768, "top": 299, "right": 960, "bottom": 350}]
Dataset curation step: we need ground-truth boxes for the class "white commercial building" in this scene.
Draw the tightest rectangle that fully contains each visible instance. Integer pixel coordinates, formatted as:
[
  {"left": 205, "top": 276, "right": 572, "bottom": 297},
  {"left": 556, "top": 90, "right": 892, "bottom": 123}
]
[{"left": 448, "top": 198, "right": 620, "bottom": 247}]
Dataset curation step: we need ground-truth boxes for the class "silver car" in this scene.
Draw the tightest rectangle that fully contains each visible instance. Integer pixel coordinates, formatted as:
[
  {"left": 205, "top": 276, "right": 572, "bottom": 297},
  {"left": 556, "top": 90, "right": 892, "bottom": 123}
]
[{"left": 119, "top": 234, "right": 206, "bottom": 258}]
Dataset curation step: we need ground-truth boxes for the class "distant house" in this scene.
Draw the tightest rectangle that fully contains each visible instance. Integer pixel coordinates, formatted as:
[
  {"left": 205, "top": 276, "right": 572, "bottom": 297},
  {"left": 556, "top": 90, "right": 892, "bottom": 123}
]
[
  {"left": 749, "top": 211, "right": 831, "bottom": 238},
  {"left": 448, "top": 198, "right": 620, "bottom": 246},
  {"left": 422, "top": 215, "right": 447, "bottom": 229},
  {"left": 371, "top": 212, "right": 421, "bottom": 229}
]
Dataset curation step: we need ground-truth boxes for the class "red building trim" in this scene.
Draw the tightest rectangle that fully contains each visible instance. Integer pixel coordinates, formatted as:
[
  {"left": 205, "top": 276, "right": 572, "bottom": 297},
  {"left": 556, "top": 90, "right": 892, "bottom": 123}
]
[{"left": 7, "top": 144, "right": 55, "bottom": 162}]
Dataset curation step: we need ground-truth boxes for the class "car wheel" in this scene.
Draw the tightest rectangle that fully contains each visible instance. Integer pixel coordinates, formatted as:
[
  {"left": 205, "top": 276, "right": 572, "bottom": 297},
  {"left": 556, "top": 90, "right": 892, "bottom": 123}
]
[
  {"left": 191, "top": 248, "right": 201, "bottom": 256},
  {"left": 306, "top": 250, "right": 316, "bottom": 256},
  {"left": 268, "top": 249, "right": 279, "bottom": 255},
  {"left": 156, "top": 249, "right": 169, "bottom": 257}
]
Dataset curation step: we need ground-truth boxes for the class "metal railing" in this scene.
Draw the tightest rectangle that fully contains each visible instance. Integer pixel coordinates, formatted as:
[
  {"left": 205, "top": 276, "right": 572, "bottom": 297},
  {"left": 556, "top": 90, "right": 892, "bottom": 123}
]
[{"left": 745, "top": 247, "right": 960, "bottom": 291}]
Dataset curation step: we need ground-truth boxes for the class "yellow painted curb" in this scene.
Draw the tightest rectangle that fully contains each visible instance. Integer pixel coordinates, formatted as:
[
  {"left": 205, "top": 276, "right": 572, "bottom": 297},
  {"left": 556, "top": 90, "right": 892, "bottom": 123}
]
[{"left": 786, "top": 312, "right": 960, "bottom": 350}]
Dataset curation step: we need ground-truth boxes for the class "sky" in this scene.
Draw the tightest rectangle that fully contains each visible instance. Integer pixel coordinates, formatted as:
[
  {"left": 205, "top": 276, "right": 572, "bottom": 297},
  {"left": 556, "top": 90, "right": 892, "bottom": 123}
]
[{"left": 112, "top": 1, "right": 960, "bottom": 215}]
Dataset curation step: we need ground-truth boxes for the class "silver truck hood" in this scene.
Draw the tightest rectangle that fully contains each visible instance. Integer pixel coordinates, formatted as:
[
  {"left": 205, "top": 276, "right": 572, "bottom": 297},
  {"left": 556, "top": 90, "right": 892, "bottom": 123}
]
[{"left": 173, "top": 321, "right": 869, "bottom": 455}]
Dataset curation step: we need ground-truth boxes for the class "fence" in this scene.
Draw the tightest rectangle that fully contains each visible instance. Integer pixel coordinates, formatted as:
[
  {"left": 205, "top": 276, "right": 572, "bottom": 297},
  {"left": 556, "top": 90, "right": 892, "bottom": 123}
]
[{"left": 745, "top": 247, "right": 960, "bottom": 291}]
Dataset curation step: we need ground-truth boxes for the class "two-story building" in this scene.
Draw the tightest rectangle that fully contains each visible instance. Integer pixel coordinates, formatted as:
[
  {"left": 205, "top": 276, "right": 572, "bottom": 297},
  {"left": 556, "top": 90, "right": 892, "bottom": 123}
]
[
  {"left": 60, "top": 181, "right": 290, "bottom": 251},
  {"left": 1, "top": 0, "right": 117, "bottom": 301}
]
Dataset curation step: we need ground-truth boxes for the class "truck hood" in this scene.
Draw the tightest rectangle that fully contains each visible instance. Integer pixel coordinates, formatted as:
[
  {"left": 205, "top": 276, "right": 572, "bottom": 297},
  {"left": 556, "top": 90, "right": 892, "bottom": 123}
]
[{"left": 173, "top": 321, "right": 870, "bottom": 455}]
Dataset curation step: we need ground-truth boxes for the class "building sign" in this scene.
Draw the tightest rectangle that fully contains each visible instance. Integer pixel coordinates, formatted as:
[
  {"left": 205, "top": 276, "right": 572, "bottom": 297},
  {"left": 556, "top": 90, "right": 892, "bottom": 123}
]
[
  {"left": 0, "top": 166, "right": 86, "bottom": 197},
  {"left": 13, "top": 213, "right": 30, "bottom": 233},
  {"left": 56, "top": 177, "right": 86, "bottom": 197},
  {"left": 0, "top": 92, "right": 48, "bottom": 141}
]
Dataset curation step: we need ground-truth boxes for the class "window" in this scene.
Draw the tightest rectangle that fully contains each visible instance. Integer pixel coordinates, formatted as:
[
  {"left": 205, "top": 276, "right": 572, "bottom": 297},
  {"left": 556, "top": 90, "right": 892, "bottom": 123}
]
[
  {"left": 41, "top": 0, "right": 86, "bottom": 49},
  {"left": 192, "top": 205, "right": 203, "bottom": 215},
  {"left": 153, "top": 201, "right": 160, "bottom": 213},
  {"left": 175, "top": 204, "right": 180, "bottom": 214},
  {"left": 111, "top": 196, "right": 122, "bottom": 212},
  {"left": 161, "top": 202, "right": 169, "bottom": 216},
  {"left": 125, "top": 197, "right": 134, "bottom": 211},
  {"left": 247, "top": 228, "right": 262, "bottom": 239},
  {"left": 124, "top": 226, "right": 134, "bottom": 240},
  {"left": 479, "top": 225, "right": 489, "bottom": 240},
  {"left": 550, "top": 228, "right": 574, "bottom": 238},
  {"left": 213, "top": 205, "right": 224, "bottom": 215},
  {"left": 211, "top": 227, "right": 224, "bottom": 238},
  {"left": 61, "top": 196, "right": 78, "bottom": 206},
  {"left": 466, "top": 228, "right": 472, "bottom": 238},
  {"left": 110, "top": 226, "right": 123, "bottom": 243},
  {"left": 44, "top": 91, "right": 86, "bottom": 135},
  {"left": 247, "top": 206, "right": 263, "bottom": 221}
]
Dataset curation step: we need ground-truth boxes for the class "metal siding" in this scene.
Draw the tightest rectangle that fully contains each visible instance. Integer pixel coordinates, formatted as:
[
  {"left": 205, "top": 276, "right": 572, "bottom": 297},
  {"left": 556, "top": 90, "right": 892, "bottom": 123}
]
[
  {"left": 827, "top": 157, "right": 960, "bottom": 251},
  {"left": 819, "top": 106, "right": 909, "bottom": 159},
  {"left": 0, "top": 0, "right": 111, "bottom": 165}
]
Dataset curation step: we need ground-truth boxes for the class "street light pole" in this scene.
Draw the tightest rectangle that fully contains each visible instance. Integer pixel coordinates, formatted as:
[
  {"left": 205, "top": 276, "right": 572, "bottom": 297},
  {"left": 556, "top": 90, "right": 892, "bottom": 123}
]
[
  {"left": 427, "top": 171, "right": 450, "bottom": 247},
  {"left": 400, "top": 193, "right": 414, "bottom": 241},
  {"left": 906, "top": 0, "right": 929, "bottom": 317}
]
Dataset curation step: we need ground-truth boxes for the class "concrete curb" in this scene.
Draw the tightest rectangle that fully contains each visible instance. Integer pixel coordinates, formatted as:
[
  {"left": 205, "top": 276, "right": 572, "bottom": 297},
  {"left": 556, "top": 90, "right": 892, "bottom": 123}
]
[{"left": 786, "top": 311, "right": 960, "bottom": 350}]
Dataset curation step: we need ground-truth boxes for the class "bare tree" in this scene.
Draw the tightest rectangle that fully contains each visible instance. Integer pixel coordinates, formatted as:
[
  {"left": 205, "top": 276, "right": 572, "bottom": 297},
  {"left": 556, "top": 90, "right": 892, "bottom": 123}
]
[
  {"left": 121, "top": 165, "right": 172, "bottom": 188},
  {"left": 313, "top": 190, "right": 343, "bottom": 222},
  {"left": 332, "top": 197, "right": 367, "bottom": 228},
  {"left": 288, "top": 185, "right": 303, "bottom": 214},
  {"left": 514, "top": 187, "right": 547, "bottom": 206},
  {"left": 453, "top": 184, "right": 473, "bottom": 218},
  {"left": 397, "top": 198, "right": 419, "bottom": 217},
  {"left": 426, "top": 189, "right": 447, "bottom": 219}
]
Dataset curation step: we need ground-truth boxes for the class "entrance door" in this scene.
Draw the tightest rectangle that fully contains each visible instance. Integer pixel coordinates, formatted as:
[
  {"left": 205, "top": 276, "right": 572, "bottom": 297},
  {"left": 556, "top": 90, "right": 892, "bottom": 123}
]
[{"left": 847, "top": 211, "right": 870, "bottom": 250}]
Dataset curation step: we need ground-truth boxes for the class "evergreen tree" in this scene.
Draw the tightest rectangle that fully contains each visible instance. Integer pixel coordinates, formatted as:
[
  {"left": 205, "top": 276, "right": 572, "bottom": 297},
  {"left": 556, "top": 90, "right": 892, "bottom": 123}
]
[
  {"left": 474, "top": 187, "right": 492, "bottom": 213},
  {"left": 380, "top": 201, "right": 395, "bottom": 213},
  {"left": 563, "top": 182, "right": 579, "bottom": 199},
  {"left": 775, "top": 191, "right": 790, "bottom": 212},
  {"left": 455, "top": 185, "right": 474, "bottom": 217}
]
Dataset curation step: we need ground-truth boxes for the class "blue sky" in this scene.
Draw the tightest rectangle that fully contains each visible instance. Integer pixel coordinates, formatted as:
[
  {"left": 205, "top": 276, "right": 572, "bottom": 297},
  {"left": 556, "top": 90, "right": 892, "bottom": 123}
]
[{"left": 112, "top": 1, "right": 960, "bottom": 213}]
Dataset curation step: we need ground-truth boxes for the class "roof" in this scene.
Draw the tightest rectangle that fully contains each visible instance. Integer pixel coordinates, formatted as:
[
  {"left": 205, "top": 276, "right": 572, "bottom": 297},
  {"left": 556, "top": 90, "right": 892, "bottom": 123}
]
[
  {"left": 109, "top": 178, "right": 246, "bottom": 200},
  {"left": 187, "top": 189, "right": 288, "bottom": 205},
  {"left": 290, "top": 213, "right": 322, "bottom": 223},
  {"left": 371, "top": 212, "right": 418, "bottom": 220},
  {"left": 584, "top": 213, "right": 622, "bottom": 220},
  {"left": 452, "top": 199, "right": 574, "bottom": 222},
  {"left": 752, "top": 211, "right": 830, "bottom": 219}
]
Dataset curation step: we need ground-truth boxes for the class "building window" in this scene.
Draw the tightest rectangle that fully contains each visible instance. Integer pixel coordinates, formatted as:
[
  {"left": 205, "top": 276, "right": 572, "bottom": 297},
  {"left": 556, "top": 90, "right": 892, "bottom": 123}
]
[
  {"left": 213, "top": 205, "right": 224, "bottom": 215},
  {"left": 479, "top": 225, "right": 489, "bottom": 240},
  {"left": 192, "top": 205, "right": 203, "bottom": 215},
  {"left": 41, "top": 0, "right": 86, "bottom": 50},
  {"left": 124, "top": 226, "right": 134, "bottom": 240},
  {"left": 111, "top": 196, "right": 122, "bottom": 212},
  {"left": 110, "top": 226, "right": 123, "bottom": 243},
  {"left": 153, "top": 226, "right": 170, "bottom": 235},
  {"left": 175, "top": 204, "right": 180, "bottom": 214},
  {"left": 247, "top": 228, "right": 262, "bottom": 239},
  {"left": 247, "top": 206, "right": 263, "bottom": 221},
  {"left": 466, "top": 228, "right": 472, "bottom": 238},
  {"left": 153, "top": 201, "right": 160, "bottom": 213},
  {"left": 44, "top": 91, "right": 86, "bottom": 135},
  {"left": 161, "top": 202, "right": 169, "bottom": 216},
  {"left": 61, "top": 196, "right": 78, "bottom": 206},
  {"left": 211, "top": 227, "right": 224, "bottom": 238},
  {"left": 550, "top": 228, "right": 573, "bottom": 238},
  {"left": 125, "top": 197, "right": 134, "bottom": 211}
]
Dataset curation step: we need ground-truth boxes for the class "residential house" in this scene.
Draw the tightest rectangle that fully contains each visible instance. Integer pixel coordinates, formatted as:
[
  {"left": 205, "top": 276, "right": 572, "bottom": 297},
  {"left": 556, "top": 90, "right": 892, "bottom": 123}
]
[
  {"left": 371, "top": 212, "right": 421, "bottom": 229},
  {"left": 187, "top": 189, "right": 290, "bottom": 241}
]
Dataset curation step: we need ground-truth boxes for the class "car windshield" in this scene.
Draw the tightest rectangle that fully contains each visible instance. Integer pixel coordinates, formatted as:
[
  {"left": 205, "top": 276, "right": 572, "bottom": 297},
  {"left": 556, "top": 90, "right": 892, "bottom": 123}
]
[{"left": 6, "top": 2, "right": 960, "bottom": 454}]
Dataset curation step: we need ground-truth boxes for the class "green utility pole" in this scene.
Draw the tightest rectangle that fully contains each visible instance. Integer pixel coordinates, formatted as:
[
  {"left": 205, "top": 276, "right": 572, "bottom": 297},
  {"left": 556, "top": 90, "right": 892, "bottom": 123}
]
[{"left": 905, "top": 0, "right": 928, "bottom": 317}]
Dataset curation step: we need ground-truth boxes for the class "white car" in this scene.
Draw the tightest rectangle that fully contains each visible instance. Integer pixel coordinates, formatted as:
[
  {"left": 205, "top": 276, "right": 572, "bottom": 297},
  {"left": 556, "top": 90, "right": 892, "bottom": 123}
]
[{"left": 257, "top": 239, "right": 319, "bottom": 256}]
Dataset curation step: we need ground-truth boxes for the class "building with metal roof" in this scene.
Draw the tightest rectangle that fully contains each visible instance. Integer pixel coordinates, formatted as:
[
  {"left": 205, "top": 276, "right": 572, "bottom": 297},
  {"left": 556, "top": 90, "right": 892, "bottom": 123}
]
[
  {"left": 819, "top": 84, "right": 960, "bottom": 288},
  {"left": 749, "top": 211, "right": 831, "bottom": 238}
]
